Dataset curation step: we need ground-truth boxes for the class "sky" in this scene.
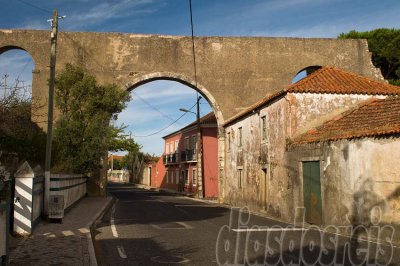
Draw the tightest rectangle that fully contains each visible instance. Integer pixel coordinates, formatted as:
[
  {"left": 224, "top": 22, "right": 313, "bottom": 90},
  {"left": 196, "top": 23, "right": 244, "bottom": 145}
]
[{"left": 1, "top": 0, "right": 400, "bottom": 155}]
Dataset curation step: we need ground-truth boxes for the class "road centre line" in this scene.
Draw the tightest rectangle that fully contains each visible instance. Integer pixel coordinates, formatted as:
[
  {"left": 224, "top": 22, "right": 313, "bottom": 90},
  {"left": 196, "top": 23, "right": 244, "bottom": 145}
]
[
  {"left": 117, "top": 245, "right": 127, "bottom": 259},
  {"left": 175, "top": 204, "right": 218, "bottom": 207},
  {"left": 233, "top": 228, "right": 309, "bottom": 232},
  {"left": 150, "top": 221, "right": 193, "bottom": 230},
  {"left": 176, "top": 222, "right": 193, "bottom": 229},
  {"left": 111, "top": 201, "right": 119, "bottom": 238}
]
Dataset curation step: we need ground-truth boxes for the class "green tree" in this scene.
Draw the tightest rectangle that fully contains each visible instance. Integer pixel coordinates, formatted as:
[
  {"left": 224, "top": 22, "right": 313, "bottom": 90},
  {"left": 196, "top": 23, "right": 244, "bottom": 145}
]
[
  {"left": 108, "top": 125, "right": 141, "bottom": 154},
  {"left": 53, "top": 64, "right": 133, "bottom": 173},
  {"left": 339, "top": 28, "right": 400, "bottom": 85},
  {"left": 0, "top": 77, "right": 46, "bottom": 166}
]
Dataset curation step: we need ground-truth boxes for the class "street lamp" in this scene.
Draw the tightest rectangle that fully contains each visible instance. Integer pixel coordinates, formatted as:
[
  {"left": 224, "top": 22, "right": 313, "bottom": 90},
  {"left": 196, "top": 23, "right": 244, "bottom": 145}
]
[{"left": 179, "top": 95, "right": 203, "bottom": 198}]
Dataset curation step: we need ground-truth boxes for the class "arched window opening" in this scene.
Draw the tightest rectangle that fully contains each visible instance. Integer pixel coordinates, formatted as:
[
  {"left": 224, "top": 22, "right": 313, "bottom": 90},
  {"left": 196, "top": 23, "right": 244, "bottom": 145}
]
[
  {"left": 0, "top": 49, "right": 34, "bottom": 107},
  {"left": 292, "top": 65, "right": 322, "bottom": 84},
  {"left": 0, "top": 48, "right": 44, "bottom": 166}
]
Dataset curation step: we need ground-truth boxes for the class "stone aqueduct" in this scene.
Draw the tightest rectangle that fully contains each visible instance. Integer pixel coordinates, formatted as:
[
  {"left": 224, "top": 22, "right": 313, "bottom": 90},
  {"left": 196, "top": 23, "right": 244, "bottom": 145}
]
[{"left": 0, "top": 29, "right": 382, "bottom": 192}]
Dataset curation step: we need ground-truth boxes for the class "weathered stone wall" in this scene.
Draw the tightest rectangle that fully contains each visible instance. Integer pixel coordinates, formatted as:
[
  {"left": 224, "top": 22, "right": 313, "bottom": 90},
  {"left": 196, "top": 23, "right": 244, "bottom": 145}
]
[
  {"left": 286, "top": 136, "right": 400, "bottom": 226},
  {"left": 223, "top": 92, "right": 396, "bottom": 224},
  {"left": 289, "top": 93, "right": 385, "bottom": 136},
  {"left": 224, "top": 96, "right": 293, "bottom": 220},
  {"left": 0, "top": 29, "right": 384, "bottom": 129}
]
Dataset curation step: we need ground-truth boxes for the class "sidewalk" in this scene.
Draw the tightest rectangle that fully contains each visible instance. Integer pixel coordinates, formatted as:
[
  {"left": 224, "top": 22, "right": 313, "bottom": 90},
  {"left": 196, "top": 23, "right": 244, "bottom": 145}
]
[{"left": 9, "top": 196, "right": 112, "bottom": 266}]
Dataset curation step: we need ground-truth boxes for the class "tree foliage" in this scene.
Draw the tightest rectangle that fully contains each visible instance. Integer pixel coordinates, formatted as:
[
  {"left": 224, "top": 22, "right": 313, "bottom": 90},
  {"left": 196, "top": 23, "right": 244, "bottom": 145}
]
[
  {"left": 53, "top": 64, "right": 133, "bottom": 173},
  {"left": 108, "top": 125, "right": 141, "bottom": 154},
  {"left": 0, "top": 77, "right": 46, "bottom": 166},
  {"left": 121, "top": 150, "right": 159, "bottom": 170},
  {"left": 339, "top": 28, "right": 400, "bottom": 85}
]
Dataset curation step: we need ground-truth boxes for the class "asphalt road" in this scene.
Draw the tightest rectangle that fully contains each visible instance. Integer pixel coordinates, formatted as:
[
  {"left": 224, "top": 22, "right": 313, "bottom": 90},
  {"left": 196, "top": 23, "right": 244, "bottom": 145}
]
[{"left": 93, "top": 183, "right": 400, "bottom": 266}]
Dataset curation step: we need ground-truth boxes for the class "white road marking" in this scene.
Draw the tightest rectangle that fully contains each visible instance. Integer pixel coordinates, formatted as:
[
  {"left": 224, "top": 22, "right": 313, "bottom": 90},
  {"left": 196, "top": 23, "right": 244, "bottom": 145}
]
[
  {"left": 117, "top": 245, "right": 127, "bottom": 259},
  {"left": 176, "top": 222, "right": 193, "bottom": 229},
  {"left": 78, "top": 228, "right": 90, "bottom": 234},
  {"left": 61, "top": 230, "right": 75, "bottom": 236},
  {"left": 175, "top": 204, "right": 218, "bottom": 207},
  {"left": 111, "top": 201, "right": 119, "bottom": 238},
  {"left": 150, "top": 222, "right": 193, "bottom": 230},
  {"left": 232, "top": 228, "right": 308, "bottom": 232}
]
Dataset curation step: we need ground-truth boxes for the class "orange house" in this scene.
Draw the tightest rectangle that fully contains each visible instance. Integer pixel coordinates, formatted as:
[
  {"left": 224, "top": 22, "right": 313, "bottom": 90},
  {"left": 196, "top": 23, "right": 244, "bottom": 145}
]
[{"left": 151, "top": 112, "right": 219, "bottom": 198}]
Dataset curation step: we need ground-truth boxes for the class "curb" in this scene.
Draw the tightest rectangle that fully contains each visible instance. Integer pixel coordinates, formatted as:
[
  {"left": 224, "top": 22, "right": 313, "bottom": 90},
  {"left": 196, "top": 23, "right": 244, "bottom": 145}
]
[{"left": 86, "top": 197, "right": 114, "bottom": 266}]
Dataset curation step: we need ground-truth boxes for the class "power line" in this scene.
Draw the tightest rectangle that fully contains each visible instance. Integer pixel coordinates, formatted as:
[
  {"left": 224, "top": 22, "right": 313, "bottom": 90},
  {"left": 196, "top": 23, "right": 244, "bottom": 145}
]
[
  {"left": 132, "top": 102, "right": 197, "bottom": 138},
  {"left": 131, "top": 91, "right": 181, "bottom": 123},
  {"left": 9, "top": 58, "right": 32, "bottom": 89},
  {"left": 57, "top": 26, "right": 192, "bottom": 134},
  {"left": 189, "top": 0, "right": 198, "bottom": 89},
  {"left": 14, "top": 0, "right": 52, "bottom": 14}
]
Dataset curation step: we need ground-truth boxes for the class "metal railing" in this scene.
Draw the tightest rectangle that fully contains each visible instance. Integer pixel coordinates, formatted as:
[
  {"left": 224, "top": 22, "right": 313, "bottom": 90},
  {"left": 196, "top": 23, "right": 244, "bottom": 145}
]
[
  {"left": 163, "top": 153, "right": 179, "bottom": 165},
  {"left": 180, "top": 149, "right": 197, "bottom": 162}
]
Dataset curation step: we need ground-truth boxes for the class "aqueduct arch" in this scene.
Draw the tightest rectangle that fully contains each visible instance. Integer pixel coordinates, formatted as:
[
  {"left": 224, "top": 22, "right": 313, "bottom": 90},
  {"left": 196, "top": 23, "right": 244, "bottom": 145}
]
[
  {"left": 125, "top": 71, "right": 224, "bottom": 126},
  {"left": 0, "top": 28, "right": 384, "bottom": 199},
  {"left": 125, "top": 72, "right": 226, "bottom": 198},
  {"left": 0, "top": 29, "right": 383, "bottom": 129}
]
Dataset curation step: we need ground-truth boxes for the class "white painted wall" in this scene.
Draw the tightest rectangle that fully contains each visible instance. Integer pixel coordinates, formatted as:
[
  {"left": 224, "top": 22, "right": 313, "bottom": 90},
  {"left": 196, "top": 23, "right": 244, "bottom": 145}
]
[{"left": 50, "top": 174, "right": 87, "bottom": 211}]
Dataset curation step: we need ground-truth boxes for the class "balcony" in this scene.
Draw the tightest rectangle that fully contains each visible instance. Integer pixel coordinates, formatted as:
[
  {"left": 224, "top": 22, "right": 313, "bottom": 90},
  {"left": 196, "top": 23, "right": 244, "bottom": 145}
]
[
  {"left": 180, "top": 149, "right": 197, "bottom": 162},
  {"left": 163, "top": 153, "right": 179, "bottom": 165}
]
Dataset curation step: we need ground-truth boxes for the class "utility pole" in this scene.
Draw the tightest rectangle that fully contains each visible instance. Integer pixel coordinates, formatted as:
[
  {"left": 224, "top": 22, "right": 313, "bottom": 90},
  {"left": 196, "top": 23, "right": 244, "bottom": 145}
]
[
  {"left": 196, "top": 95, "right": 204, "bottom": 198},
  {"left": 44, "top": 10, "right": 59, "bottom": 215},
  {"left": 2, "top": 74, "right": 9, "bottom": 99}
]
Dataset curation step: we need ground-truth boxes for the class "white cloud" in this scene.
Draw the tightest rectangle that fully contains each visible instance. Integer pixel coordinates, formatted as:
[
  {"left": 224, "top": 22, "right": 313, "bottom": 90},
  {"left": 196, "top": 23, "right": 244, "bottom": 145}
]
[
  {"left": 18, "top": 19, "right": 49, "bottom": 30},
  {"left": 65, "top": 0, "right": 162, "bottom": 29}
]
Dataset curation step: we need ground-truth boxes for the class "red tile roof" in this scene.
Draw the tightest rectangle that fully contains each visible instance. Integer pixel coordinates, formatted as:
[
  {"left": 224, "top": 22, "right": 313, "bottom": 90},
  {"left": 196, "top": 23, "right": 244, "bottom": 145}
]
[
  {"left": 107, "top": 155, "right": 124, "bottom": 162},
  {"left": 286, "top": 66, "right": 400, "bottom": 95},
  {"left": 224, "top": 66, "right": 400, "bottom": 126},
  {"left": 292, "top": 97, "right": 400, "bottom": 144}
]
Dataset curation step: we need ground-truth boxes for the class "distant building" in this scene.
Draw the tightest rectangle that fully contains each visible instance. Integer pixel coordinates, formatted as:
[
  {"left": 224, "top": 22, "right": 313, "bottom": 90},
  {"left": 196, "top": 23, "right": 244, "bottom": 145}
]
[{"left": 152, "top": 112, "right": 219, "bottom": 198}]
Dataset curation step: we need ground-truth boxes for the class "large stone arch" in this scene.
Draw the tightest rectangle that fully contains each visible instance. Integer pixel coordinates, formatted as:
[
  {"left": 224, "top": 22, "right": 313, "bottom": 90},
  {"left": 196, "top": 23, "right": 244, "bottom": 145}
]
[
  {"left": 125, "top": 71, "right": 224, "bottom": 126},
  {"left": 124, "top": 71, "right": 226, "bottom": 199}
]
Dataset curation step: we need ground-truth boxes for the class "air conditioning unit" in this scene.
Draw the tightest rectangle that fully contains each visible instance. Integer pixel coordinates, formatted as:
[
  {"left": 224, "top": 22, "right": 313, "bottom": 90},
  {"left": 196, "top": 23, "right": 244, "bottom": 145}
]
[{"left": 49, "top": 195, "right": 64, "bottom": 220}]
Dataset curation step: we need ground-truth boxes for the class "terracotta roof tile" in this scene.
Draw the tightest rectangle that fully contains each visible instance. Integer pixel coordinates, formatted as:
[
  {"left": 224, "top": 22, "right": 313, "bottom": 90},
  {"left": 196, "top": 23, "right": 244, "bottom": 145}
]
[
  {"left": 224, "top": 66, "right": 400, "bottom": 126},
  {"left": 286, "top": 66, "right": 400, "bottom": 95},
  {"left": 292, "top": 97, "right": 400, "bottom": 144}
]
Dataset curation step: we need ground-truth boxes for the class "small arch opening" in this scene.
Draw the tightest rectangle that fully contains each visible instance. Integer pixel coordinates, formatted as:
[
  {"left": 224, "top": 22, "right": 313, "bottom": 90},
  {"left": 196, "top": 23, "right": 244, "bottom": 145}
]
[
  {"left": 292, "top": 65, "right": 322, "bottom": 84},
  {"left": 0, "top": 47, "right": 45, "bottom": 166}
]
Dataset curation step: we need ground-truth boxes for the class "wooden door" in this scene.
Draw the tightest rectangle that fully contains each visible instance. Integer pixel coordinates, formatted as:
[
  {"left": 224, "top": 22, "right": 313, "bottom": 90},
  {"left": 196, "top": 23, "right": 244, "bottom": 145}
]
[{"left": 303, "top": 161, "right": 323, "bottom": 224}]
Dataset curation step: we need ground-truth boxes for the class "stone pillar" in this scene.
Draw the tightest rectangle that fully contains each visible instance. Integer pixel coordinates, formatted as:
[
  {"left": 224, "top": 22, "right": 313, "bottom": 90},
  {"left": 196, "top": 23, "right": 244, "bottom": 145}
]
[{"left": 13, "top": 162, "right": 43, "bottom": 235}]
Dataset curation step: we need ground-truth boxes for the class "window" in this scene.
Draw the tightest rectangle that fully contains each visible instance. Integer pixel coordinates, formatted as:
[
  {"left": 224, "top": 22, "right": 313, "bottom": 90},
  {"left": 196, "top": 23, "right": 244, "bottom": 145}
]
[
  {"left": 184, "top": 137, "right": 189, "bottom": 150},
  {"left": 166, "top": 170, "right": 169, "bottom": 184},
  {"left": 192, "top": 168, "right": 197, "bottom": 186},
  {"left": 238, "top": 127, "right": 242, "bottom": 147},
  {"left": 166, "top": 143, "right": 169, "bottom": 154},
  {"left": 175, "top": 140, "right": 179, "bottom": 152},
  {"left": 192, "top": 135, "right": 197, "bottom": 155},
  {"left": 169, "top": 142, "right": 174, "bottom": 154},
  {"left": 261, "top": 116, "right": 267, "bottom": 141},
  {"left": 185, "top": 169, "right": 189, "bottom": 185},
  {"left": 171, "top": 170, "right": 174, "bottom": 184},
  {"left": 175, "top": 169, "right": 179, "bottom": 184},
  {"left": 227, "top": 132, "right": 231, "bottom": 152}
]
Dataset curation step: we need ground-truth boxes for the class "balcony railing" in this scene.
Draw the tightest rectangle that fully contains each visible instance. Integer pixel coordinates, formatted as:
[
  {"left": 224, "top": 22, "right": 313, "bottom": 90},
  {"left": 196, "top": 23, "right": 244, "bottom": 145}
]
[
  {"left": 180, "top": 149, "right": 197, "bottom": 162},
  {"left": 163, "top": 153, "right": 179, "bottom": 165}
]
